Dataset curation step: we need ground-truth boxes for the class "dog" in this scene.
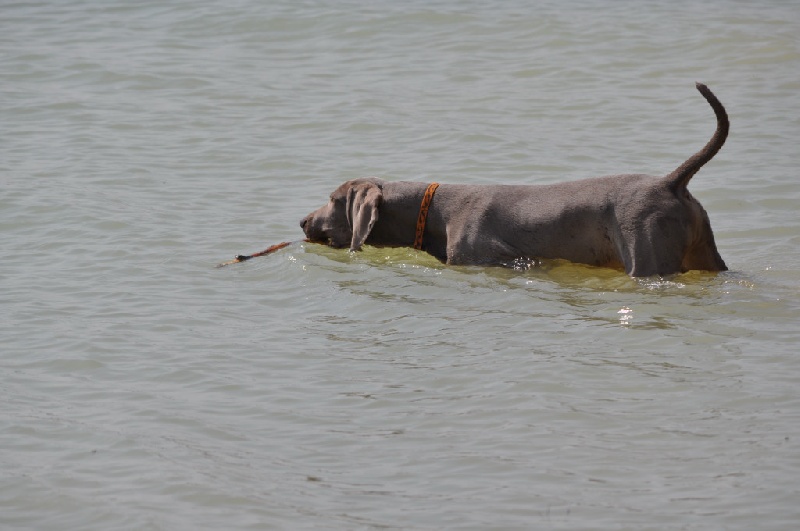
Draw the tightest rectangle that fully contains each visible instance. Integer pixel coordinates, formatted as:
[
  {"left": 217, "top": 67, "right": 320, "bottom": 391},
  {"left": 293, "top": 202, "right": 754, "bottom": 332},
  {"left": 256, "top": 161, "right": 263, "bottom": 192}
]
[{"left": 300, "top": 83, "right": 728, "bottom": 277}]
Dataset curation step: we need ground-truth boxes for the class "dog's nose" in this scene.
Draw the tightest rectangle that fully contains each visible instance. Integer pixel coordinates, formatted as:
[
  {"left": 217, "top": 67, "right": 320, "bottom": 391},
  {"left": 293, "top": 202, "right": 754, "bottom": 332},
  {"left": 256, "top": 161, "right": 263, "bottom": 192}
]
[{"left": 300, "top": 217, "right": 308, "bottom": 230}]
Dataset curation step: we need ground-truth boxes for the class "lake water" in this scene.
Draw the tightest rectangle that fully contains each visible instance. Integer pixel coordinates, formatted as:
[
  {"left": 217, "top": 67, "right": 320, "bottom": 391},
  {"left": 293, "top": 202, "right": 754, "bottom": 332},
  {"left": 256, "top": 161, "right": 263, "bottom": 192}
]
[{"left": 3, "top": 1, "right": 800, "bottom": 529}]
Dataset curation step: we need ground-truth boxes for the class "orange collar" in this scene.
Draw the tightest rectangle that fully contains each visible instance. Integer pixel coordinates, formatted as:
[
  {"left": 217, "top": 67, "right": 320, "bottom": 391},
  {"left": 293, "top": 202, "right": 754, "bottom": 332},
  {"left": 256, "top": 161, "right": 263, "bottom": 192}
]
[{"left": 413, "top": 183, "right": 439, "bottom": 250}]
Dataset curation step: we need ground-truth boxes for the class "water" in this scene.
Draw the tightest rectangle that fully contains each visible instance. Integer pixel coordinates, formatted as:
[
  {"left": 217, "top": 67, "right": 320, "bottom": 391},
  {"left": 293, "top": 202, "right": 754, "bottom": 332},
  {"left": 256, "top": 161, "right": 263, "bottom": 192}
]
[{"left": 3, "top": 1, "right": 800, "bottom": 529}]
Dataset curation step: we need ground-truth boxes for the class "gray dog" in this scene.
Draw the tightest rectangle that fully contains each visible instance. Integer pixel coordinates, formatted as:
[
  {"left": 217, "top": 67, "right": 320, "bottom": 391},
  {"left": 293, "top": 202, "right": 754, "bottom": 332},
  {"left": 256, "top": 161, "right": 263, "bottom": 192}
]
[{"left": 301, "top": 83, "right": 728, "bottom": 277}]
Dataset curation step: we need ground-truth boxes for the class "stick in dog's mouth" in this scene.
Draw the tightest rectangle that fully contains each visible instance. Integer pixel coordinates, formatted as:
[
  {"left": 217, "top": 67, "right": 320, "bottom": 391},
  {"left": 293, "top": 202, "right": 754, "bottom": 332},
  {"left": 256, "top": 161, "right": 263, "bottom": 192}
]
[{"left": 215, "top": 239, "right": 312, "bottom": 268}]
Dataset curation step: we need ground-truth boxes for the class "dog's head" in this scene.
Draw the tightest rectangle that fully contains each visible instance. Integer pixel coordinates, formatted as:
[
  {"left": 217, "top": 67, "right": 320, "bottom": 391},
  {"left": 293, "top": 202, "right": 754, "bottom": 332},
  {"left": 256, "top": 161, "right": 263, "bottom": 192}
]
[{"left": 300, "top": 178, "right": 384, "bottom": 251}]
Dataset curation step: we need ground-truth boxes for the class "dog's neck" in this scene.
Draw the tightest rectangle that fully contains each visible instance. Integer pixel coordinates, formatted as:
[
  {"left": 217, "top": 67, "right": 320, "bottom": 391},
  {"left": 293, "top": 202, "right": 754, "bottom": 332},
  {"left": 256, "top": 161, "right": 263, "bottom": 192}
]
[
  {"left": 413, "top": 183, "right": 440, "bottom": 249},
  {"left": 368, "top": 182, "right": 436, "bottom": 248}
]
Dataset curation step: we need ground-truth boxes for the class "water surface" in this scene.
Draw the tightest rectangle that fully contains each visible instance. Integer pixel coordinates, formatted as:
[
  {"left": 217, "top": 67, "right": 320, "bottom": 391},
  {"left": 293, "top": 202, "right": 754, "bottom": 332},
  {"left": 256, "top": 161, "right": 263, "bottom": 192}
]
[{"left": 3, "top": 1, "right": 800, "bottom": 529}]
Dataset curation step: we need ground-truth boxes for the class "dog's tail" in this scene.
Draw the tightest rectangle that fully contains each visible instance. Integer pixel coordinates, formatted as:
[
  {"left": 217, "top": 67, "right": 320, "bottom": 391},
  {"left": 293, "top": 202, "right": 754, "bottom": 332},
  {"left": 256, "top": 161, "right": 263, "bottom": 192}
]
[{"left": 664, "top": 83, "right": 729, "bottom": 191}]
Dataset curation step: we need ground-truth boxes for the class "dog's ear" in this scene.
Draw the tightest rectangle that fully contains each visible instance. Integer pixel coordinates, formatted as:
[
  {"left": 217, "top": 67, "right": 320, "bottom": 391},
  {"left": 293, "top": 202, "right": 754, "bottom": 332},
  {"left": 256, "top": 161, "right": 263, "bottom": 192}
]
[{"left": 346, "top": 182, "right": 383, "bottom": 252}]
